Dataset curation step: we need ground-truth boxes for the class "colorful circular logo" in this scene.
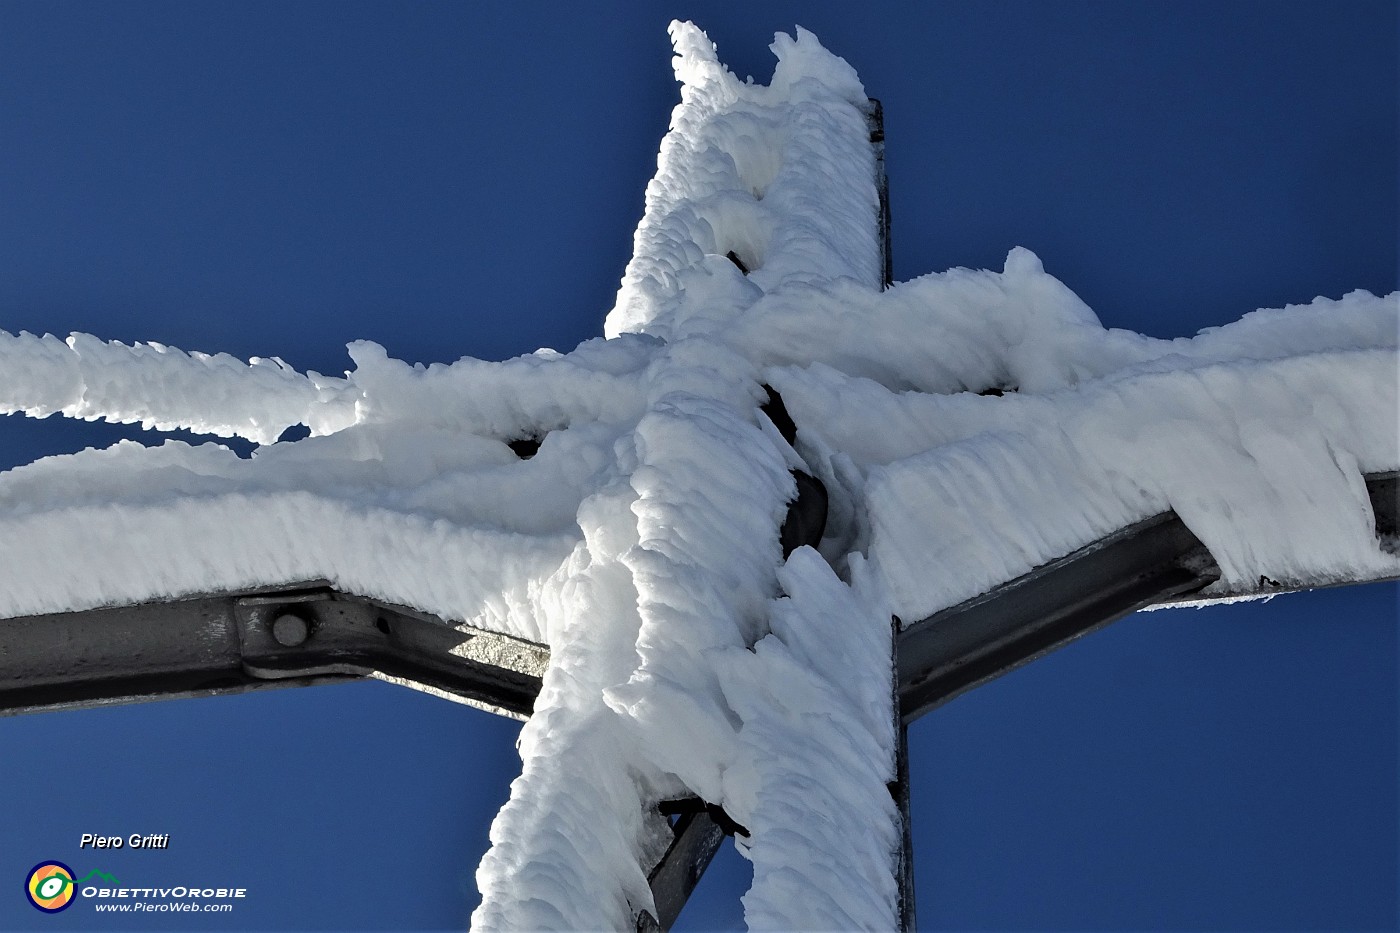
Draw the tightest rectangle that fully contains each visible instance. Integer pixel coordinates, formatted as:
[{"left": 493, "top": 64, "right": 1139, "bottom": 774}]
[{"left": 25, "top": 862, "right": 76, "bottom": 913}]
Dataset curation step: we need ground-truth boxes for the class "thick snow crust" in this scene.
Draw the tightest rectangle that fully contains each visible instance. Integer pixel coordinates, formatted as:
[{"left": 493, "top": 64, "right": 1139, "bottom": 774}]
[
  {"left": 755, "top": 260, "right": 1399, "bottom": 619},
  {"left": 2, "top": 20, "right": 1396, "bottom": 933},
  {"left": 607, "top": 22, "right": 879, "bottom": 341}
]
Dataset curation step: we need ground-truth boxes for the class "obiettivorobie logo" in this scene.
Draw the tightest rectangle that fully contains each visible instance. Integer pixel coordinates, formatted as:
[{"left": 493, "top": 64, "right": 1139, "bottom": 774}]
[
  {"left": 25, "top": 862, "right": 117, "bottom": 913},
  {"left": 24, "top": 861, "right": 247, "bottom": 915}
]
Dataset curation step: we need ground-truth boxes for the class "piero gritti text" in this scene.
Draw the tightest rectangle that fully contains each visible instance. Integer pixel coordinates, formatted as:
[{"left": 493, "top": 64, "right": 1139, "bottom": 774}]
[{"left": 80, "top": 833, "right": 170, "bottom": 849}]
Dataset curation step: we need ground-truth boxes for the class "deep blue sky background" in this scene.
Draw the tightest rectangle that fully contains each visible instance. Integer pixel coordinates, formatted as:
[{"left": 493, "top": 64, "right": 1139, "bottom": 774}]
[{"left": 0, "top": 2, "right": 1395, "bottom": 930}]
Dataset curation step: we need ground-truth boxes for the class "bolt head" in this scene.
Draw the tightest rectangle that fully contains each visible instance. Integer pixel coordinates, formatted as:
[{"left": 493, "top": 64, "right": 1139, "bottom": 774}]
[{"left": 271, "top": 613, "right": 309, "bottom": 647}]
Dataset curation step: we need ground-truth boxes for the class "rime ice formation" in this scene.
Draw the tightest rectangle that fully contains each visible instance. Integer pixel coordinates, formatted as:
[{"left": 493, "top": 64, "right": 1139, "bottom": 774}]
[{"left": 2, "top": 20, "right": 1397, "bottom": 932}]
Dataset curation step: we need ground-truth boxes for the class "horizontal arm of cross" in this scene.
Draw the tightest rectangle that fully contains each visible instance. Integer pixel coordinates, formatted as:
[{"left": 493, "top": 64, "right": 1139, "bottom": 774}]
[{"left": 2, "top": 472, "right": 1390, "bottom": 728}]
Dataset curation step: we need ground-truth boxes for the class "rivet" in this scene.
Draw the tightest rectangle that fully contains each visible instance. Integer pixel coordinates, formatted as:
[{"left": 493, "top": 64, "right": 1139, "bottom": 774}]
[{"left": 271, "top": 613, "right": 309, "bottom": 647}]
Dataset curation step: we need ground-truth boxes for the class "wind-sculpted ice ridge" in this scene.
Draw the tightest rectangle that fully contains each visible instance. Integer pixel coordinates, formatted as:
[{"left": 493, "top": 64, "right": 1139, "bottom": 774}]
[{"left": 2, "top": 20, "right": 1395, "bottom": 932}]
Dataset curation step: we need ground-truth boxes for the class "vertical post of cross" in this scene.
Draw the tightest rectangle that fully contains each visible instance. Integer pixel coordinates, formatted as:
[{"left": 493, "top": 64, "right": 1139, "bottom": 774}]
[
  {"left": 867, "top": 98, "right": 893, "bottom": 290},
  {"left": 874, "top": 98, "right": 915, "bottom": 931},
  {"left": 634, "top": 87, "right": 902, "bottom": 933},
  {"left": 890, "top": 614, "right": 917, "bottom": 933},
  {"left": 894, "top": 727, "right": 917, "bottom": 931}
]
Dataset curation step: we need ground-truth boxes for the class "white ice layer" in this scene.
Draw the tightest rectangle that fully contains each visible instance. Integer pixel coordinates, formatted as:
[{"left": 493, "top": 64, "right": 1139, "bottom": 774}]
[
  {"left": 607, "top": 22, "right": 879, "bottom": 341},
  {"left": 0, "top": 329, "right": 356, "bottom": 444},
  {"left": 758, "top": 254, "right": 1399, "bottom": 620},
  {"left": 2, "top": 19, "right": 1396, "bottom": 933},
  {"left": 719, "top": 550, "right": 901, "bottom": 930}
]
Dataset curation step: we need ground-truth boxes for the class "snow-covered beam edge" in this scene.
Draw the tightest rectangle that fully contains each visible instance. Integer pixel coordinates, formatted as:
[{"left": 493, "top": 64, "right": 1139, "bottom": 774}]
[{"left": 898, "top": 470, "right": 1397, "bottom": 722}]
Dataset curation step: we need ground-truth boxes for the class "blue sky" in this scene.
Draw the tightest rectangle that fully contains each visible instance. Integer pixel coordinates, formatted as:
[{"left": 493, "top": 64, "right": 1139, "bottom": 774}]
[{"left": 0, "top": 2, "right": 1394, "bottom": 930}]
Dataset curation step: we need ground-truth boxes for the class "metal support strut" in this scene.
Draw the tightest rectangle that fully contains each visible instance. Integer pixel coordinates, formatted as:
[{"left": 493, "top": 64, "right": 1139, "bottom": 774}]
[
  {"left": 0, "top": 582, "right": 547, "bottom": 721},
  {"left": 637, "top": 800, "right": 736, "bottom": 932}
]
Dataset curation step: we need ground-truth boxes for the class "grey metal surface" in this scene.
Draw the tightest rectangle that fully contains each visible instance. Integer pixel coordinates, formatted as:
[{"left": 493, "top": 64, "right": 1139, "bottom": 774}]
[
  {"left": 637, "top": 806, "right": 727, "bottom": 932},
  {"left": 866, "top": 98, "right": 892, "bottom": 290},
  {"left": 898, "top": 471, "right": 1397, "bottom": 723},
  {"left": 0, "top": 582, "right": 546, "bottom": 720},
  {"left": 1366, "top": 470, "right": 1398, "bottom": 534},
  {"left": 892, "top": 725, "right": 916, "bottom": 932}
]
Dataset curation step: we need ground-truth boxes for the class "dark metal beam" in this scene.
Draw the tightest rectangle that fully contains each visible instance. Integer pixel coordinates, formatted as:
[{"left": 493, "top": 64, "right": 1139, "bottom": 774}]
[
  {"left": 891, "top": 723, "right": 916, "bottom": 932},
  {"left": 898, "top": 471, "right": 1397, "bottom": 723},
  {"left": 865, "top": 97, "right": 893, "bottom": 290},
  {"left": 1368, "top": 470, "right": 1398, "bottom": 536},
  {"left": 897, "top": 512, "right": 1212, "bottom": 722},
  {"left": 637, "top": 805, "right": 728, "bottom": 932},
  {"left": 0, "top": 582, "right": 547, "bottom": 719}
]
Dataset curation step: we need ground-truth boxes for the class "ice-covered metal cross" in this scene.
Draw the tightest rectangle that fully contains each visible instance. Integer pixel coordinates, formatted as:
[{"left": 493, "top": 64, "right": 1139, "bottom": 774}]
[{"left": 1, "top": 21, "right": 1395, "bottom": 932}]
